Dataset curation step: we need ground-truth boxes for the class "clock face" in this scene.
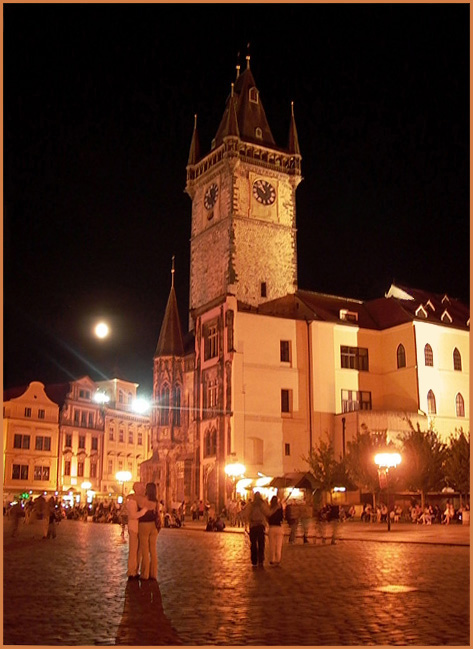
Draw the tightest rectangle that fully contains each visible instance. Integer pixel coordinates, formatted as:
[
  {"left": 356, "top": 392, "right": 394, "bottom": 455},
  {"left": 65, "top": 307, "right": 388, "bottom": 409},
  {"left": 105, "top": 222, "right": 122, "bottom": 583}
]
[
  {"left": 204, "top": 183, "right": 219, "bottom": 210},
  {"left": 253, "top": 179, "right": 276, "bottom": 206}
]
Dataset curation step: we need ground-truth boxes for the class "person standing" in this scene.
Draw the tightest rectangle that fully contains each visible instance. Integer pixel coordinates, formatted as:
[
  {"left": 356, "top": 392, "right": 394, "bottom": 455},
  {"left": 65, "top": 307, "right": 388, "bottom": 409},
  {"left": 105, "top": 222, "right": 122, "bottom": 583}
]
[
  {"left": 46, "top": 496, "right": 58, "bottom": 539},
  {"left": 34, "top": 494, "right": 49, "bottom": 539},
  {"left": 241, "top": 491, "right": 271, "bottom": 567},
  {"left": 126, "top": 482, "right": 148, "bottom": 580},
  {"left": 9, "top": 501, "right": 23, "bottom": 537},
  {"left": 267, "top": 496, "right": 284, "bottom": 565},
  {"left": 138, "top": 483, "right": 161, "bottom": 580}
]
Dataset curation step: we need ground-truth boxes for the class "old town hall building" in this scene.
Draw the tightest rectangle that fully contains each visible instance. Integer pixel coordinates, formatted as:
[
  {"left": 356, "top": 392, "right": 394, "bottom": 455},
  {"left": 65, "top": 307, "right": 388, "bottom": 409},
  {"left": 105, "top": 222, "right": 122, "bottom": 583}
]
[{"left": 140, "top": 57, "right": 469, "bottom": 511}]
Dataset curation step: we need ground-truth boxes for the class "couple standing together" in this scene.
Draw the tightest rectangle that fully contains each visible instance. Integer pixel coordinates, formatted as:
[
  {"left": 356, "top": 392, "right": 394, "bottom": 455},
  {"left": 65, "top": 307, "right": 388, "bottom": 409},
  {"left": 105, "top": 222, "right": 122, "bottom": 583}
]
[
  {"left": 127, "top": 482, "right": 161, "bottom": 581},
  {"left": 243, "top": 493, "right": 284, "bottom": 567}
]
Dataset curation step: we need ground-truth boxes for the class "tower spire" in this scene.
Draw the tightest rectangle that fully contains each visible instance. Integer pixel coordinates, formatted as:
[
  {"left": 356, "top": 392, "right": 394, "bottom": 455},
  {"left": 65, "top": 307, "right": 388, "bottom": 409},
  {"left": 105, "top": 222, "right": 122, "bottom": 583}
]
[
  {"left": 155, "top": 261, "right": 184, "bottom": 358},
  {"left": 288, "top": 101, "right": 301, "bottom": 155},
  {"left": 187, "top": 113, "right": 200, "bottom": 165}
]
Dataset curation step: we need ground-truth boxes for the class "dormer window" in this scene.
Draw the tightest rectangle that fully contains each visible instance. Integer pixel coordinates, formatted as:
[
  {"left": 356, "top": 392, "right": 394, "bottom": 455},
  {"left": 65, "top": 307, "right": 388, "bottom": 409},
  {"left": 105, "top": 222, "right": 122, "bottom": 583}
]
[
  {"left": 249, "top": 87, "right": 259, "bottom": 103},
  {"left": 339, "top": 309, "right": 358, "bottom": 323},
  {"left": 441, "top": 310, "right": 453, "bottom": 324},
  {"left": 415, "top": 305, "right": 428, "bottom": 318},
  {"left": 442, "top": 294, "right": 450, "bottom": 304},
  {"left": 426, "top": 300, "right": 435, "bottom": 312},
  {"left": 255, "top": 127, "right": 263, "bottom": 139}
]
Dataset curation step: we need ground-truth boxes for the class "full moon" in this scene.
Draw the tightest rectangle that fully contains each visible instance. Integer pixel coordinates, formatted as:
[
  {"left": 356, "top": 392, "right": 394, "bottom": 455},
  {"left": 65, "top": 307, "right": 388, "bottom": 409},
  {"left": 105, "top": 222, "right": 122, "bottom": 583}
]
[{"left": 94, "top": 322, "right": 110, "bottom": 339}]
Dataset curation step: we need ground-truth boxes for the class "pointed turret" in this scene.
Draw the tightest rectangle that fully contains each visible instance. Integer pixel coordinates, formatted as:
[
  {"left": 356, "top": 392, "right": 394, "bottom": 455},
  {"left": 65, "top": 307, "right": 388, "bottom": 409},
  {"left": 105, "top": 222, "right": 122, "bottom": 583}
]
[
  {"left": 214, "top": 55, "right": 275, "bottom": 149},
  {"left": 187, "top": 114, "right": 200, "bottom": 166},
  {"left": 155, "top": 257, "right": 185, "bottom": 358},
  {"left": 217, "top": 82, "right": 240, "bottom": 140},
  {"left": 288, "top": 101, "right": 301, "bottom": 155}
]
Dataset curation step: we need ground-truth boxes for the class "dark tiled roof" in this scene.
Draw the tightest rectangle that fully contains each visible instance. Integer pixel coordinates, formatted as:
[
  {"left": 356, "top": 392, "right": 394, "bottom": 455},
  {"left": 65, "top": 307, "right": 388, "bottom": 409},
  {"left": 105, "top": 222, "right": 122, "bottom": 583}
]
[
  {"left": 214, "top": 65, "right": 276, "bottom": 149},
  {"left": 383, "top": 284, "right": 470, "bottom": 328},
  {"left": 250, "top": 284, "right": 469, "bottom": 331}
]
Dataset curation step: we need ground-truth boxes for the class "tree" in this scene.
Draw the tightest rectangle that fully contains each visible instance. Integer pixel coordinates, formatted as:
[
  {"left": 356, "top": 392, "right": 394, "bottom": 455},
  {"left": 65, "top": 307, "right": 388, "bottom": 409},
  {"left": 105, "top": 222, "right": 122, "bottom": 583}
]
[
  {"left": 304, "top": 434, "right": 351, "bottom": 504},
  {"left": 443, "top": 430, "right": 470, "bottom": 508},
  {"left": 398, "top": 421, "right": 446, "bottom": 510}
]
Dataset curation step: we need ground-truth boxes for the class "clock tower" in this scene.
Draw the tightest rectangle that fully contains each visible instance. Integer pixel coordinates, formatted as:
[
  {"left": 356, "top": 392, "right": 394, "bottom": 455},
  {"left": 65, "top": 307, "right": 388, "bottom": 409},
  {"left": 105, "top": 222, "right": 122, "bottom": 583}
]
[{"left": 185, "top": 56, "right": 302, "bottom": 325}]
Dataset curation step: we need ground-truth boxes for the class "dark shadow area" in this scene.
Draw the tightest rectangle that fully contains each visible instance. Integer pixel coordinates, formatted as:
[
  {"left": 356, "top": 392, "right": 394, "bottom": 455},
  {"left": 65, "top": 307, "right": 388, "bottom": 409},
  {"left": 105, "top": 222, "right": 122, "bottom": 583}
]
[{"left": 115, "top": 579, "right": 182, "bottom": 645}]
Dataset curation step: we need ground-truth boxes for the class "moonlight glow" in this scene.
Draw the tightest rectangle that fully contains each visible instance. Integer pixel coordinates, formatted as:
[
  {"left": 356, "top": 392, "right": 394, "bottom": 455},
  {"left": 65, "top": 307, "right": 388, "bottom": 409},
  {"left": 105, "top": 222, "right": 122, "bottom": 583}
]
[{"left": 94, "top": 322, "right": 110, "bottom": 339}]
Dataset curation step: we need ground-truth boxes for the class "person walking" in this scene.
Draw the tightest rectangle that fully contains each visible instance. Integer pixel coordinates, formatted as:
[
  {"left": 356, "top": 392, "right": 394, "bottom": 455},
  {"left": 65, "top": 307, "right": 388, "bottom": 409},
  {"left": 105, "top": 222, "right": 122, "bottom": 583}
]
[
  {"left": 300, "top": 498, "right": 312, "bottom": 544},
  {"left": 138, "top": 483, "right": 161, "bottom": 581},
  {"left": 267, "top": 496, "right": 284, "bottom": 565},
  {"left": 285, "top": 500, "right": 299, "bottom": 544},
  {"left": 241, "top": 491, "right": 272, "bottom": 567},
  {"left": 126, "top": 482, "right": 148, "bottom": 580}
]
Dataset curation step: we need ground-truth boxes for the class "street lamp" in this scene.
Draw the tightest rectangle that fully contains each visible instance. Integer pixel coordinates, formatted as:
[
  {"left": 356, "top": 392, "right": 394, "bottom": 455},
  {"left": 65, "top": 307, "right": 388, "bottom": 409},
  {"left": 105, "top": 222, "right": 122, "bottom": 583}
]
[
  {"left": 374, "top": 452, "right": 402, "bottom": 531},
  {"left": 225, "top": 463, "right": 246, "bottom": 501},
  {"left": 115, "top": 470, "right": 132, "bottom": 502}
]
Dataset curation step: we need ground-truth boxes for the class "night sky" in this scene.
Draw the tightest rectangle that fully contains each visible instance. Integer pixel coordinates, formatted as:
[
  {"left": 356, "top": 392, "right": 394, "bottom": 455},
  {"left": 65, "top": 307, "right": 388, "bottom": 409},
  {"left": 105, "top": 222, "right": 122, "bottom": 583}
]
[{"left": 4, "top": 3, "right": 470, "bottom": 397}]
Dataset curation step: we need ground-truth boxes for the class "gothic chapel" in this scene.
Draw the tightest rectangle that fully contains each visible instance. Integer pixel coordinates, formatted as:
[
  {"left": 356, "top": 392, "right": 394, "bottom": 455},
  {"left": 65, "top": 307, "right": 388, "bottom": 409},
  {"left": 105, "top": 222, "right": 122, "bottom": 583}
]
[{"left": 140, "top": 57, "right": 470, "bottom": 511}]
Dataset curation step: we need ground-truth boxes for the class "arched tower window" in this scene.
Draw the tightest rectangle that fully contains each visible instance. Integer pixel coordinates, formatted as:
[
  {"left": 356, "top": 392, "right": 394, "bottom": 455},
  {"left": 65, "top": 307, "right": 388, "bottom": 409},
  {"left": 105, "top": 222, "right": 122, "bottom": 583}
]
[
  {"left": 161, "top": 385, "right": 170, "bottom": 425},
  {"left": 173, "top": 386, "right": 181, "bottom": 426},
  {"left": 424, "top": 344, "right": 434, "bottom": 367},
  {"left": 427, "top": 389, "right": 436, "bottom": 415},
  {"left": 203, "top": 427, "right": 217, "bottom": 457},
  {"left": 397, "top": 344, "right": 406, "bottom": 368},
  {"left": 455, "top": 393, "right": 465, "bottom": 417},
  {"left": 453, "top": 348, "right": 462, "bottom": 371}
]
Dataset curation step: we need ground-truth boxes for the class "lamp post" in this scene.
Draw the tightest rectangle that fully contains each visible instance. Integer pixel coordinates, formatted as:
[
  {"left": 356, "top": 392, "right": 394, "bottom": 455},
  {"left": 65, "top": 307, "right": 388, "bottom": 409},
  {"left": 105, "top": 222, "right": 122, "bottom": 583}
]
[
  {"left": 224, "top": 463, "right": 246, "bottom": 502},
  {"left": 81, "top": 481, "right": 92, "bottom": 505},
  {"left": 115, "top": 470, "right": 132, "bottom": 502},
  {"left": 374, "top": 452, "right": 401, "bottom": 531}
]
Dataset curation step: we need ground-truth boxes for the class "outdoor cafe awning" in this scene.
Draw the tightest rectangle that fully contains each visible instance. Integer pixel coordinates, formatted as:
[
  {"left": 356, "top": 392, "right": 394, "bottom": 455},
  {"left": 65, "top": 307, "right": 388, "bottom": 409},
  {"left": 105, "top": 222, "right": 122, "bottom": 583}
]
[{"left": 268, "top": 472, "right": 318, "bottom": 491}]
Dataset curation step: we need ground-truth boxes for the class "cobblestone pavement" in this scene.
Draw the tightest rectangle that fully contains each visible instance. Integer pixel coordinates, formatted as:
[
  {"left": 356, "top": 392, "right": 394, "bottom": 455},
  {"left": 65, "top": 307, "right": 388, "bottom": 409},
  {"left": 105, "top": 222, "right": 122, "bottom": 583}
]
[{"left": 3, "top": 518, "right": 470, "bottom": 646}]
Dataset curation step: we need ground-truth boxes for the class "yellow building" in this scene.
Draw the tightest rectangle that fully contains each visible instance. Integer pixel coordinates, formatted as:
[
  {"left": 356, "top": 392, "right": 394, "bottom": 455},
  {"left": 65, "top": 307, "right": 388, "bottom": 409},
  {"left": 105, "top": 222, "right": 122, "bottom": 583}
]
[
  {"left": 96, "top": 378, "right": 152, "bottom": 499},
  {"left": 3, "top": 377, "right": 151, "bottom": 506},
  {"left": 50, "top": 377, "right": 105, "bottom": 503},
  {"left": 3, "top": 382, "right": 59, "bottom": 503}
]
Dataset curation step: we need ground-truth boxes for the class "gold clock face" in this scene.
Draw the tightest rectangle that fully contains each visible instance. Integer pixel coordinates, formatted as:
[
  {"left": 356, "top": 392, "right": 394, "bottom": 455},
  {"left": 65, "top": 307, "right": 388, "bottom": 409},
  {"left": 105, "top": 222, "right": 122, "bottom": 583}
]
[
  {"left": 253, "top": 179, "right": 276, "bottom": 205},
  {"left": 204, "top": 183, "right": 219, "bottom": 210}
]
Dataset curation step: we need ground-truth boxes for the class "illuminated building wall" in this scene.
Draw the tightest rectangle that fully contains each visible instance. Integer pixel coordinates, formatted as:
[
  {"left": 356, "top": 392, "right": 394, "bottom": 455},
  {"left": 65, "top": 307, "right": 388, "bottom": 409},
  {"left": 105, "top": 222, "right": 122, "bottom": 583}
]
[{"left": 3, "top": 382, "right": 59, "bottom": 503}]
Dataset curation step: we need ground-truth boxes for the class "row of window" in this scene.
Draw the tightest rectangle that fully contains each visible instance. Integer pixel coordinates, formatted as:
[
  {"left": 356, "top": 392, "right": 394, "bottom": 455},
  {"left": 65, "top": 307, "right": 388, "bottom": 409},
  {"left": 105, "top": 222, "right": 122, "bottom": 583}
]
[
  {"left": 108, "top": 429, "right": 144, "bottom": 445},
  {"left": 12, "top": 431, "right": 145, "bottom": 452},
  {"left": 107, "top": 459, "right": 133, "bottom": 475},
  {"left": 423, "top": 345, "right": 462, "bottom": 370},
  {"left": 11, "top": 464, "right": 50, "bottom": 481},
  {"left": 427, "top": 390, "right": 465, "bottom": 417},
  {"left": 280, "top": 340, "right": 464, "bottom": 373},
  {"left": 280, "top": 387, "right": 466, "bottom": 417},
  {"left": 64, "top": 433, "right": 99, "bottom": 450},
  {"left": 73, "top": 410, "right": 96, "bottom": 428},
  {"left": 22, "top": 408, "right": 46, "bottom": 419},
  {"left": 14, "top": 434, "right": 51, "bottom": 451},
  {"left": 63, "top": 460, "right": 97, "bottom": 478}
]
